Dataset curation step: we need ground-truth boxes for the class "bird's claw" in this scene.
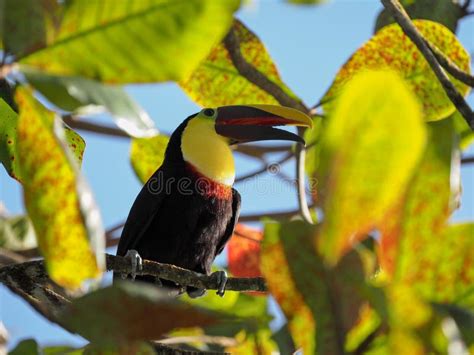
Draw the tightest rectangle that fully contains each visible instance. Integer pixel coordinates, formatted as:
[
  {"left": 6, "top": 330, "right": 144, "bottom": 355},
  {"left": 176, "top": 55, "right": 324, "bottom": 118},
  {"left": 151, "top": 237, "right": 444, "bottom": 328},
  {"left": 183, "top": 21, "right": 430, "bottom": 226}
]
[
  {"left": 124, "top": 249, "right": 143, "bottom": 281},
  {"left": 213, "top": 270, "right": 228, "bottom": 297}
]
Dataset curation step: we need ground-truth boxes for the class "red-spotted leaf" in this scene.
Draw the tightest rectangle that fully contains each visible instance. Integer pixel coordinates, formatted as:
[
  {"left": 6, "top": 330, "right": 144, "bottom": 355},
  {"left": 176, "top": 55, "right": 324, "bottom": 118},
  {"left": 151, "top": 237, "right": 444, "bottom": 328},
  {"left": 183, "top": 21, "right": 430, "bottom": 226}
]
[
  {"left": 130, "top": 134, "right": 169, "bottom": 184},
  {"left": 396, "top": 223, "right": 474, "bottom": 310},
  {"left": 317, "top": 70, "right": 426, "bottom": 265},
  {"left": 0, "top": 98, "right": 21, "bottom": 180},
  {"left": 180, "top": 19, "right": 300, "bottom": 107},
  {"left": 379, "top": 118, "right": 456, "bottom": 275},
  {"left": 15, "top": 87, "right": 104, "bottom": 289},
  {"left": 323, "top": 20, "right": 471, "bottom": 121},
  {"left": 19, "top": 0, "right": 240, "bottom": 84},
  {"left": 0, "top": 98, "right": 85, "bottom": 182},
  {"left": 58, "top": 281, "right": 225, "bottom": 345},
  {"left": 227, "top": 224, "right": 263, "bottom": 278},
  {"left": 262, "top": 221, "right": 374, "bottom": 354}
]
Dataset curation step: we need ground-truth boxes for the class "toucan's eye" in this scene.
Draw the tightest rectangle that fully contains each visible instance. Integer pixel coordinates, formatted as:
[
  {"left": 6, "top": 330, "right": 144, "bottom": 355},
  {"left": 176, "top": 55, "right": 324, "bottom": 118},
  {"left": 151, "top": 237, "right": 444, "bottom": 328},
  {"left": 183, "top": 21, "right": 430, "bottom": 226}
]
[{"left": 203, "top": 108, "right": 215, "bottom": 117}]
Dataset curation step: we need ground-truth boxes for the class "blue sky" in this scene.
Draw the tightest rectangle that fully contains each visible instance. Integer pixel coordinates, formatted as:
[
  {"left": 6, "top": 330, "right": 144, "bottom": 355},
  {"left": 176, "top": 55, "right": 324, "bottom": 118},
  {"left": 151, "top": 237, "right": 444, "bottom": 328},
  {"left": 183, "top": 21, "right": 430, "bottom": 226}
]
[{"left": 1, "top": 0, "right": 473, "bottom": 349}]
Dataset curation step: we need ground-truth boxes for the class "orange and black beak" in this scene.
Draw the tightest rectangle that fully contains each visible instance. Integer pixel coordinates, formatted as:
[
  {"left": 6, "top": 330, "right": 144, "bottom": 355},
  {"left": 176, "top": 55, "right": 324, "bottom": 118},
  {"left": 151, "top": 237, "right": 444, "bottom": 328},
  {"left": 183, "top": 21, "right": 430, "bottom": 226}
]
[{"left": 215, "top": 104, "right": 313, "bottom": 145}]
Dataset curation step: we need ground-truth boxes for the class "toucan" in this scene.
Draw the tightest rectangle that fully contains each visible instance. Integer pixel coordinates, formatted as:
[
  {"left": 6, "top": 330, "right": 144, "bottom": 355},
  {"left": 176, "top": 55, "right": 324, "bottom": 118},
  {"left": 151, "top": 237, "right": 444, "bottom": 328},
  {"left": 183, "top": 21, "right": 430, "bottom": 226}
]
[{"left": 115, "top": 105, "right": 312, "bottom": 297}]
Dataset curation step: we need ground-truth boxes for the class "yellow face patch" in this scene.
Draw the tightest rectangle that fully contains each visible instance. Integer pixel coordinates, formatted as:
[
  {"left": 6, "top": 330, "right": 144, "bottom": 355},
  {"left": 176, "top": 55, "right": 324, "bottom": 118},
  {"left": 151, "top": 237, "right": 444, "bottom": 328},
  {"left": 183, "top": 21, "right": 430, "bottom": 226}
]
[{"left": 181, "top": 116, "right": 235, "bottom": 186}]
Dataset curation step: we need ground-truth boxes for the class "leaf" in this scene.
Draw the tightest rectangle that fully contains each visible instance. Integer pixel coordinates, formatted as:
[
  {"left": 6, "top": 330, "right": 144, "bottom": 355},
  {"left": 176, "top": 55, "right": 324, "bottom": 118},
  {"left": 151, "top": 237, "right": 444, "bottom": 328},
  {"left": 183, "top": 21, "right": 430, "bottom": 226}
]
[
  {"left": 180, "top": 19, "right": 299, "bottom": 106},
  {"left": 322, "top": 20, "right": 471, "bottom": 121},
  {"left": 20, "top": 0, "right": 240, "bottom": 84},
  {"left": 0, "top": 214, "right": 37, "bottom": 251},
  {"left": 317, "top": 70, "right": 426, "bottom": 265},
  {"left": 396, "top": 223, "right": 474, "bottom": 310},
  {"left": 225, "top": 329, "right": 277, "bottom": 354},
  {"left": 58, "top": 281, "right": 225, "bottom": 344},
  {"left": 9, "top": 338, "right": 40, "bottom": 355},
  {"left": 0, "top": 97, "right": 85, "bottom": 182},
  {"left": 452, "top": 111, "right": 474, "bottom": 150},
  {"left": 227, "top": 224, "right": 263, "bottom": 278},
  {"left": 130, "top": 134, "right": 169, "bottom": 183},
  {"left": 15, "top": 86, "right": 104, "bottom": 289},
  {"left": 379, "top": 119, "right": 456, "bottom": 275},
  {"left": 433, "top": 303, "right": 474, "bottom": 346},
  {"left": 0, "top": 0, "right": 57, "bottom": 57},
  {"left": 22, "top": 67, "right": 157, "bottom": 137},
  {"left": 262, "top": 220, "right": 374, "bottom": 354},
  {"left": 374, "top": 0, "right": 464, "bottom": 33}
]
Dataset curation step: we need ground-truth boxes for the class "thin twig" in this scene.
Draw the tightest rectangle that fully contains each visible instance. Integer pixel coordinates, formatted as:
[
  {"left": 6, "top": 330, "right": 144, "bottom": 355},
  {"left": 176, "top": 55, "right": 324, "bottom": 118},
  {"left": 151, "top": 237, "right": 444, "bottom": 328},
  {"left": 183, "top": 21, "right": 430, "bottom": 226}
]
[
  {"left": 296, "top": 139, "right": 314, "bottom": 224},
  {"left": 235, "top": 152, "right": 293, "bottom": 182},
  {"left": 63, "top": 115, "right": 292, "bottom": 159},
  {"left": 223, "top": 28, "right": 308, "bottom": 113},
  {"left": 462, "top": 156, "right": 474, "bottom": 164},
  {"left": 381, "top": 0, "right": 474, "bottom": 130},
  {"left": 63, "top": 115, "right": 130, "bottom": 138},
  {"left": 427, "top": 43, "right": 474, "bottom": 87},
  {"left": 239, "top": 203, "right": 316, "bottom": 222}
]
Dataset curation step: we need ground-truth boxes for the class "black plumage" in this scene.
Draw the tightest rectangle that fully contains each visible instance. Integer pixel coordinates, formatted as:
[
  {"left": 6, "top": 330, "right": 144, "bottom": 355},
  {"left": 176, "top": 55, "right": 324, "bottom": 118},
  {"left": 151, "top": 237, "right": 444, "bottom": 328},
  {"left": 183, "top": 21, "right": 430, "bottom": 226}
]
[{"left": 115, "top": 115, "right": 241, "bottom": 292}]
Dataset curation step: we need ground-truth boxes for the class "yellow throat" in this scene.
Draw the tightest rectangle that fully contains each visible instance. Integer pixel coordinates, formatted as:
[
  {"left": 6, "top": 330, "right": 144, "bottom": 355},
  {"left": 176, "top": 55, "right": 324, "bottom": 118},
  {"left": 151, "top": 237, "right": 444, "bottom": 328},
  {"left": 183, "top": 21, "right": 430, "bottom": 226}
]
[{"left": 181, "top": 117, "right": 235, "bottom": 186}]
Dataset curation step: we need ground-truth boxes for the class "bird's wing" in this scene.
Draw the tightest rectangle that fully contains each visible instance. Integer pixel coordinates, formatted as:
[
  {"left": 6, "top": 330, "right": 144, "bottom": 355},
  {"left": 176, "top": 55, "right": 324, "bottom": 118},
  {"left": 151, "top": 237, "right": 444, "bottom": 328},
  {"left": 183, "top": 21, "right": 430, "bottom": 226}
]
[
  {"left": 215, "top": 188, "right": 241, "bottom": 257},
  {"left": 116, "top": 167, "right": 169, "bottom": 257}
]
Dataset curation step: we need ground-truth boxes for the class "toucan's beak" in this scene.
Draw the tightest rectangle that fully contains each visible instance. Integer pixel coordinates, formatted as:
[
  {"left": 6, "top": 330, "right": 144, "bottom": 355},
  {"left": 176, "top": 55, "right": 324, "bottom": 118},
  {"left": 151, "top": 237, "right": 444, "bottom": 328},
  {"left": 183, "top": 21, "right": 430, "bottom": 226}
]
[{"left": 215, "top": 104, "right": 313, "bottom": 145}]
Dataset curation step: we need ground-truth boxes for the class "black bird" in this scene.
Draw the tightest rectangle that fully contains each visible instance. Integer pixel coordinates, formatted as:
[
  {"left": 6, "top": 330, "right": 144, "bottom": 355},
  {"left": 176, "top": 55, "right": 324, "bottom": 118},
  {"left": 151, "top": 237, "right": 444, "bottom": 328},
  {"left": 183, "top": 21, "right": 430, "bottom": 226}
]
[{"left": 115, "top": 105, "right": 312, "bottom": 296}]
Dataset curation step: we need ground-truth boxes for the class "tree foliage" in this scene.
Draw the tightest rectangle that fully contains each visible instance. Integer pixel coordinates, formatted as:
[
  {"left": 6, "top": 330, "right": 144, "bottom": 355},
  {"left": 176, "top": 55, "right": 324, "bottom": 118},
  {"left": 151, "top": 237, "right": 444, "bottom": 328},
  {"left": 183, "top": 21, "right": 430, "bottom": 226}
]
[{"left": 1, "top": 0, "right": 473, "bottom": 353}]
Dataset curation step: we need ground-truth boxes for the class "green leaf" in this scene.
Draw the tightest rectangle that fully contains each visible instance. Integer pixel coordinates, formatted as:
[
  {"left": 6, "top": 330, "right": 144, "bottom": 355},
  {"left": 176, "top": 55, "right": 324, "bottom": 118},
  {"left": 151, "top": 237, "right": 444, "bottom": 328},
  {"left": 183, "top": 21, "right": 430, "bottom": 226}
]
[
  {"left": 15, "top": 86, "right": 104, "bottom": 289},
  {"left": 9, "top": 338, "right": 40, "bottom": 355},
  {"left": 0, "top": 0, "right": 57, "bottom": 57},
  {"left": 317, "top": 70, "right": 426, "bottom": 265},
  {"left": 374, "top": 0, "right": 464, "bottom": 33},
  {"left": 0, "top": 98, "right": 21, "bottom": 180},
  {"left": 433, "top": 303, "right": 474, "bottom": 346},
  {"left": 452, "top": 111, "right": 474, "bottom": 150},
  {"left": 0, "top": 97, "right": 85, "bottom": 182},
  {"left": 379, "top": 119, "right": 456, "bottom": 275},
  {"left": 323, "top": 20, "right": 471, "bottom": 121},
  {"left": 130, "top": 134, "right": 169, "bottom": 183},
  {"left": 22, "top": 67, "right": 157, "bottom": 137},
  {"left": 58, "top": 281, "right": 227, "bottom": 345},
  {"left": 20, "top": 0, "right": 240, "bottom": 84},
  {"left": 262, "top": 220, "right": 376, "bottom": 354},
  {"left": 180, "top": 19, "right": 300, "bottom": 106},
  {"left": 0, "top": 214, "right": 36, "bottom": 251},
  {"left": 272, "top": 323, "right": 296, "bottom": 355}
]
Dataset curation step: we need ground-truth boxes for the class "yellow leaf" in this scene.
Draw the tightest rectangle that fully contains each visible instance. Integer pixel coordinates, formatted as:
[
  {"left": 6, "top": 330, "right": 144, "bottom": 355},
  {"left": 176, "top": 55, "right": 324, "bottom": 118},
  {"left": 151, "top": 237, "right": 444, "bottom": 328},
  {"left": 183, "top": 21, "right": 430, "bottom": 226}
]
[
  {"left": 317, "top": 70, "right": 426, "bottom": 265},
  {"left": 15, "top": 87, "right": 104, "bottom": 289}
]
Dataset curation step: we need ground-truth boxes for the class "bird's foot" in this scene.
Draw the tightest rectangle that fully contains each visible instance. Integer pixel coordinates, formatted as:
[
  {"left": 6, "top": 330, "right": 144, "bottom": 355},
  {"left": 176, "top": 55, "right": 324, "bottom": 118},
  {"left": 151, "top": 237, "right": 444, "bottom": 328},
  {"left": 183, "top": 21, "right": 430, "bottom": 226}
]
[
  {"left": 212, "top": 270, "right": 228, "bottom": 297},
  {"left": 122, "top": 249, "right": 143, "bottom": 281}
]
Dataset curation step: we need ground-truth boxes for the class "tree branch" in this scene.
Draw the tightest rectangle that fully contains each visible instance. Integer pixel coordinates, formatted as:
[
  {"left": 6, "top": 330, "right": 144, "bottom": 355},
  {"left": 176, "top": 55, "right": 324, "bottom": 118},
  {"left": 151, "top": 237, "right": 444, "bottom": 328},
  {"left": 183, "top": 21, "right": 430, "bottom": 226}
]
[
  {"left": 223, "top": 28, "right": 308, "bottom": 113},
  {"left": 381, "top": 0, "right": 474, "bottom": 130},
  {"left": 107, "top": 254, "right": 267, "bottom": 292},
  {"left": 0, "top": 254, "right": 267, "bottom": 297},
  {"left": 426, "top": 42, "right": 474, "bottom": 87}
]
